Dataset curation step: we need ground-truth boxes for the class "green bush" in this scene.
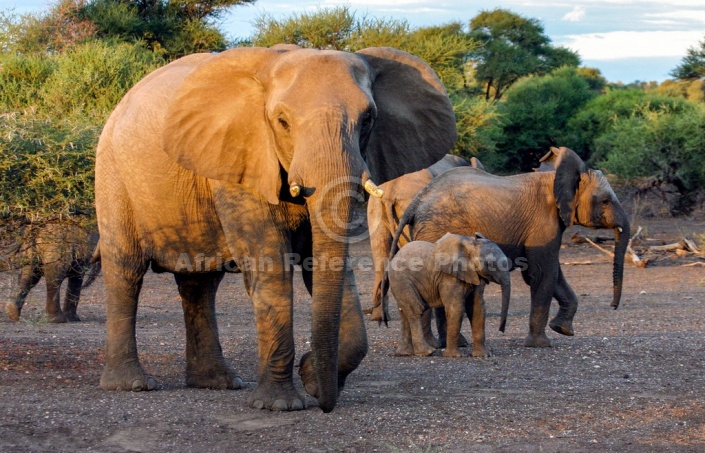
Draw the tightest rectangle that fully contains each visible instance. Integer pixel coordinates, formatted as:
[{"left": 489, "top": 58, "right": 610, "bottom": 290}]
[
  {"left": 0, "top": 111, "right": 98, "bottom": 222},
  {"left": 596, "top": 103, "right": 705, "bottom": 209},
  {"left": 39, "top": 39, "right": 161, "bottom": 119},
  {"left": 563, "top": 88, "right": 691, "bottom": 163},
  {"left": 493, "top": 66, "right": 597, "bottom": 172}
]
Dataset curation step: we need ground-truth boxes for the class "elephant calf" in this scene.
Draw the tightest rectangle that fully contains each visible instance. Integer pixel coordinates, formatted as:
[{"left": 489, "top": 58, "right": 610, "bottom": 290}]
[
  {"left": 385, "top": 233, "right": 511, "bottom": 358},
  {"left": 5, "top": 222, "right": 99, "bottom": 323}
]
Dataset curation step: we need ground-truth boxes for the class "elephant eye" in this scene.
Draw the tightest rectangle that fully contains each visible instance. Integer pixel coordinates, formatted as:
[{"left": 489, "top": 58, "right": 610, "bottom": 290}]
[
  {"left": 278, "top": 117, "right": 290, "bottom": 131},
  {"left": 601, "top": 198, "right": 611, "bottom": 206}
]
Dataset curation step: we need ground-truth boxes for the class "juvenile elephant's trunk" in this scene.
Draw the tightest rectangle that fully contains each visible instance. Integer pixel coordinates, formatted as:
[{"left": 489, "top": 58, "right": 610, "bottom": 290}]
[
  {"left": 498, "top": 277, "right": 511, "bottom": 333},
  {"left": 611, "top": 220, "right": 630, "bottom": 309}
]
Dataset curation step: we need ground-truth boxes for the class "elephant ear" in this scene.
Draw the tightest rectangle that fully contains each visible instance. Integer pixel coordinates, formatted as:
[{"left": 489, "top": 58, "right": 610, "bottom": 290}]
[
  {"left": 434, "top": 233, "right": 481, "bottom": 285},
  {"left": 553, "top": 147, "right": 587, "bottom": 227},
  {"left": 535, "top": 147, "right": 559, "bottom": 172},
  {"left": 356, "top": 47, "right": 457, "bottom": 185},
  {"left": 163, "top": 47, "right": 290, "bottom": 205}
]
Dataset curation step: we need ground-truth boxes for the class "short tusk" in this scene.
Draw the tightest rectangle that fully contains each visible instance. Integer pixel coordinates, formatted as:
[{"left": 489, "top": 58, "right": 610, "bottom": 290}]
[
  {"left": 289, "top": 183, "right": 302, "bottom": 198},
  {"left": 617, "top": 227, "right": 623, "bottom": 233},
  {"left": 364, "top": 180, "right": 384, "bottom": 198}
]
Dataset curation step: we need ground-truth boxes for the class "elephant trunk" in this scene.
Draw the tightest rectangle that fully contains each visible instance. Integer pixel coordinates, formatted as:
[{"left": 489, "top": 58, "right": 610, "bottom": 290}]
[
  {"left": 611, "top": 212, "right": 630, "bottom": 309},
  {"left": 292, "top": 126, "right": 366, "bottom": 413},
  {"left": 498, "top": 276, "right": 511, "bottom": 333}
]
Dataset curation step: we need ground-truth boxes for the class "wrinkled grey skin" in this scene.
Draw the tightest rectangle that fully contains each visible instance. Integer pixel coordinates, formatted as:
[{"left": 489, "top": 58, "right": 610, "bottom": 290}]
[
  {"left": 94, "top": 45, "right": 456, "bottom": 412},
  {"left": 366, "top": 155, "right": 482, "bottom": 322},
  {"left": 385, "top": 233, "right": 511, "bottom": 358},
  {"left": 5, "top": 222, "right": 99, "bottom": 323},
  {"left": 387, "top": 147, "right": 630, "bottom": 348}
]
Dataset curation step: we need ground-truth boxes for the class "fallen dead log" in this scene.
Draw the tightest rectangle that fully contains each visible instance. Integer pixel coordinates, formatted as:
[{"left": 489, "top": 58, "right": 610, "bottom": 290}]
[
  {"left": 649, "top": 239, "right": 702, "bottom": 254},
  {"left": 583, "top": 234, "right": 648, "bottom": 268}
]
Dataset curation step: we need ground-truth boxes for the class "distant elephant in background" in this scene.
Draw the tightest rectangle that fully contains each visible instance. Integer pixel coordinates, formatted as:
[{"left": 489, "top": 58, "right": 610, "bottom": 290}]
[
  {"left": 5, "top": 222, "right": 99, "bottom": 323},
  {"left": 386, "top": 147, "right": 630, "bottom": 348},
  {"left": 366, "top": 155, "right": 484, "bottom": 322},
  {"left": 94, "top": 45, "right": 457, "bottom": 412},
  {"left": 386, "top": 233, "right": 511, "bottom": 358}
]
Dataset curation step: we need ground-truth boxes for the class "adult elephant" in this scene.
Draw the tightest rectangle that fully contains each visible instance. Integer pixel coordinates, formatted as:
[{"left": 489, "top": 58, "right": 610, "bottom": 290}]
[
  {"left": 94, "top": 45, "right": 456, "bottom": 413},
  {"left": 5, "top": 222, "right": 99, "bottom": 323},
  {"left": 385, "top": 147, "right": 630, "bottom": 348},
  {"left": 366, "top": 155, "right": 483, "bottom": 322}
]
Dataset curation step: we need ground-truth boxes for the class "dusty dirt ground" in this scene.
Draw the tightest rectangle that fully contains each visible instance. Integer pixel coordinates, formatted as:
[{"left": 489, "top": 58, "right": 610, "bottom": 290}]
[{"left": 0, "top": 217, "right": 704, "bottom": 452}]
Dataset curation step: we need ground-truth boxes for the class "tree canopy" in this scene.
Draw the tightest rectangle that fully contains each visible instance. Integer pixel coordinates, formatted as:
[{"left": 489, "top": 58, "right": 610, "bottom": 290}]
[
  {"left": 671, "top": 38, "right": 705, "bottom": 81},
  {"left": 467, "top": 8, "right": 580, "bottom": 100}
]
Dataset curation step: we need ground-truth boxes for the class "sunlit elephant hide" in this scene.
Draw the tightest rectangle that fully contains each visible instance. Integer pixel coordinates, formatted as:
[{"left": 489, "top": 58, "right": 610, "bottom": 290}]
[{"left": 94, "top": 44, "right": 456, "bottom": 412}]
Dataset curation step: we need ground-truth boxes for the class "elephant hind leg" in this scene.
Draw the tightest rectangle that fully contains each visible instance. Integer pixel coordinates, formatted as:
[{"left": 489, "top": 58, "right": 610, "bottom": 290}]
[
  {"left": 44, "top": 269, "right": 67, "bottom": 324},
  {"left": 5, "top": 264, "right": 42, "bottom": 322},
  {"left": 62, "top": 273, "right": 83, "bottom": 322},
  {"left": 174, "top": 272, "right": 243, "bottom": 390},
  {"left": 549, "top": 268, "right": 577, "bottom": 336}
]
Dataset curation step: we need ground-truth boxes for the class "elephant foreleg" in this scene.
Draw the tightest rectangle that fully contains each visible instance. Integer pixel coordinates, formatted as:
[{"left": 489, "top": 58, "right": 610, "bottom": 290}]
[
  {"left": 464, "top": 285, "right": 489, "bottom": 358},
  {"left": 549, "top": 268, "right": 578, "bottom": 336},
  {"left": 246, "top": 265, "right": 304, "bottom": 411},
  {"left": 175, "top": 272, "right": 243, "bottom": 390},
  {"left": 99, "top": 256, "right": 154, "bottom": 392},
  {"left": 5, "top": 264, "right": 41, "bottom": 322}
]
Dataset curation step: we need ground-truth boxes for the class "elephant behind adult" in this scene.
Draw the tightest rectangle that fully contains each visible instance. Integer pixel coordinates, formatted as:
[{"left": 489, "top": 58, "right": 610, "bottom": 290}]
[
  {"left": 366, "top": 155, "right": 483, "bottom": 321},
  {"left": 94, "top": 45, "right": 456, "bottom": 412},
  {"left": 4, "top": 222, "right": 99, "bottom": 323},
  {"left": 387, "top": 147, "right": 630, "bottom": 348}
]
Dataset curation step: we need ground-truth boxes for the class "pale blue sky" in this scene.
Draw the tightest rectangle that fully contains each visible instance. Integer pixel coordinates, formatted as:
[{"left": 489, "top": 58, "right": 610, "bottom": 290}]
[{"left": 4, "top": 0, "right": 705, "bottom": 83}]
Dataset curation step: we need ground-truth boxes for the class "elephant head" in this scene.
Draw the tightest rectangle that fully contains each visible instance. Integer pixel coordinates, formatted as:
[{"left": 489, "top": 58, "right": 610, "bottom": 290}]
[
  {"left": 434, "top": 232, "right": 512, "bottom": 332},
  {"left": 161, "top": 46, "right": 456, "bottom": 411},
  {"left": 550, "top": 146, "right": 631, "bottom": 309}
]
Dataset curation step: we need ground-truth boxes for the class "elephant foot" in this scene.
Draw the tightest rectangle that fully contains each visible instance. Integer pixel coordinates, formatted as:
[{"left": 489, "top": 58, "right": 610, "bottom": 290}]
[
  {"left": 46, "top": 312, "right": 67, "bottom": 323},
  {"left": 523, "top": 333, "right": 552, "bottom": 348},
  {"left": 186, "top": 364, "right": 243, "bottom": 390},
  {"left": 395, "top": 343, "right": 415, "bottom": 356},
  {"left": 413, "top": 344, "right": 436, "bottom": 357},
  {"left": 471, "top": 346, "right": 490, "bottom": 358},
  {"left": 100, "top": 362, "right": 157, "bottom": 391},
  {"left": 442, "top": 348, "right": 463, "bottom": 358},
  {"left": 549, "top": 317, "right": 575, "bottom": 336},
  {"left": 64, "top": 312, "right": 81, "bottom": 322},
  {"left": 247, "top": 380, "right": 305, "bottom": 411},
  {"left": 368, "top": 305, "right": 384, "bottom": 322},
  {"left": 5, "top": 303, "right": 20, "bottom": 322}
]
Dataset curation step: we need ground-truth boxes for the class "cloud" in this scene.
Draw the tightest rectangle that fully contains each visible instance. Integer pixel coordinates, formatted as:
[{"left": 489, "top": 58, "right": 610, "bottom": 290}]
[
  {"left": 645, "top": 10, "right": 705, "bottom": 24},
  {"left": 556, "top": 30, "right": 703, "bottom": 60},
  {"left": 562, "top": 6, "right": 586, "bottom": 22}
]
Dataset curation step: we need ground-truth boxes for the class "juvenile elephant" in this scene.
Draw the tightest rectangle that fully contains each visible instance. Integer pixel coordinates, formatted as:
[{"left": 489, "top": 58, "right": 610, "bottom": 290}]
[
  {"left": 5, "top": 222, "right": 99, "bottom": 323},
  {"left": 367, "top": 155, "right": 483, "bottom": 321},
  {"left": 94, "top": 45, "right": 456, "bottom": 412},
  {"left": 387, "top": 147, "right": 630, "bottom": 348},
  {"left": 386, "top": 233, "right": 511, "bottom": 358}
]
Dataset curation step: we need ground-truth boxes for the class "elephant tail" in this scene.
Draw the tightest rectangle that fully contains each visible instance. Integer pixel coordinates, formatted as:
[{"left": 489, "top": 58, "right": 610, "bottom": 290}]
[{"left": 82, "top": 244, "right": 101, "bottom": 288}]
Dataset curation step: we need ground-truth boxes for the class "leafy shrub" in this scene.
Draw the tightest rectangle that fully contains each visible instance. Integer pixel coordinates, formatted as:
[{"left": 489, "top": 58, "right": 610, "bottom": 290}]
[
  {"left": 493, "top": 66, "right": 597, "bottom": 172},
  {"left": 596, "top": 102, "right": 705, "bottom": 214}
]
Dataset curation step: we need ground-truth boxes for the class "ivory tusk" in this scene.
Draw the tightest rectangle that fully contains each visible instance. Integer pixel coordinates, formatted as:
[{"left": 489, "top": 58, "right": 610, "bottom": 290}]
[
  {"left": 289, "top": 183, "right": 301, "bottom": 198},
  {"left": 617, "top": 227, "right": 623, "bottom": 233},
  {"left": 364, "top": 180, "right": 384, "bottom": 198}
]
